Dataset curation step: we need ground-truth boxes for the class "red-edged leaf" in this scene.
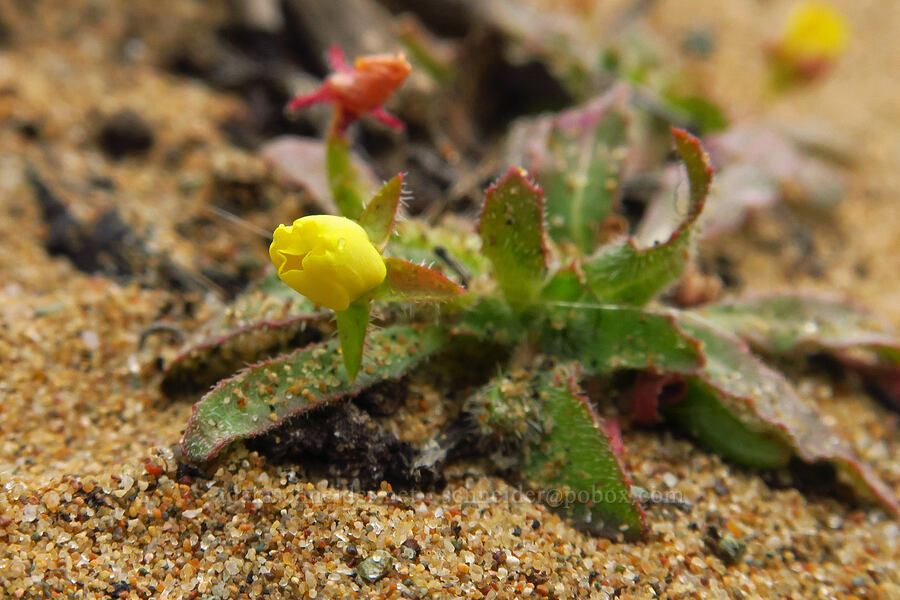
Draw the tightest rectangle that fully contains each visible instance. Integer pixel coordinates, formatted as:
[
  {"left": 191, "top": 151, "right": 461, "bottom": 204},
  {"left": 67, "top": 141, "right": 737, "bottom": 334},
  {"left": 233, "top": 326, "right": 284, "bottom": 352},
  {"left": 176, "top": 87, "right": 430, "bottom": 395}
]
[
  {"left": 161, "top": 272, "right": 330, "bottom": 396},
  {"left": 478, "top": 167, "right": 549, "bottom": 306},
  {"left": 667, "top": 315, "right": 899, "bottom": 514},
  {"left": 700, "top": 293, "right": 900, "bottom": 356},
  {"left": 671, "top": 127, "right": 714, "bottom": 213},
  {"left": 583, "top": 129, "right": 712, "bottom": 306},
  {"left": 701, "top": 292, "right": 900, "bottom": 413},
  {"left": 466, "top": 362, "right": 646, "bottom": 541},
  {"left": 505, "top": 85, "right": 631, "bottom": 252},
  {"left": 359, "top": 174, "right": 404, "bottom": 250},
  {"left": 375, "top": 257, "right": 465, "bottom": 302},
  {"left": 180, "top": 324, "right": 447, "bottom": 461}
]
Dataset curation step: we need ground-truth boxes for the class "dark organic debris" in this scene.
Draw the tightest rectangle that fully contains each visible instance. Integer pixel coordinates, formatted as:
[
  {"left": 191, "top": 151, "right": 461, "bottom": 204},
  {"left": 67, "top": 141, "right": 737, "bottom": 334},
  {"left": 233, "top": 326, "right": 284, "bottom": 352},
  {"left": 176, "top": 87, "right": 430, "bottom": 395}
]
[
  {"left": 107, "top": 581, "right": 132, "bottom": 599},
  {"left": 754, "top": 459, "right": 865, "bottom": 519},
  {"left": 353, "top": 380, "right": 407, "bottom": 416},
  {"left": 246, "top": 402, "right": 444, "bottom": 491},
  {"left": 27, "top": 168, "right": 204, "bottom": 292},
  {"left": 174, "top": 460, "right": 207, "bottom": 485},
  {"left": 98, "top": 109, "right": 155, "bottom": 159}
]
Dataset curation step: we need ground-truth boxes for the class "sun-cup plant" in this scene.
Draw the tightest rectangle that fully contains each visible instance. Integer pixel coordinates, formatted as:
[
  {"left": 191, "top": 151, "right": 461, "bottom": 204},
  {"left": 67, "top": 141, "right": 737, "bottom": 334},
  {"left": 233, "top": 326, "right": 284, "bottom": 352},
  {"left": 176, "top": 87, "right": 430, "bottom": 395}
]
[{"left": 170, "top": 48, "right": 900, "bottom": 542}]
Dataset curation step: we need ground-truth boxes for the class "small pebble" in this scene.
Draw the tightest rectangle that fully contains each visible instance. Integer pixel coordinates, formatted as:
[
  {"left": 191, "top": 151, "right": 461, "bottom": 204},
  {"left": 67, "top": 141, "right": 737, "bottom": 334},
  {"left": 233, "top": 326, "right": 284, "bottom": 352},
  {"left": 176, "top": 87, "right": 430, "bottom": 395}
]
[
  {"left": 714, "top": 534, "right": 747, "bottom": 566},
  {"left": 357, "top": 550, "right": 392, "bottom": 583},
  {"left": 22, "top": 505, "right": 38, "bottom": 522},
  {"left": 225, "top": 558, "right": 241, "bottom": 576},
  {"left": 43, "top": 491, "right": 60, "bottom": 511},
  {"left": 400, "top": 538, "right": 420, "bottom": 560},
  {"left": 81, "top": 330, "right": 99, "bottom": 350}
]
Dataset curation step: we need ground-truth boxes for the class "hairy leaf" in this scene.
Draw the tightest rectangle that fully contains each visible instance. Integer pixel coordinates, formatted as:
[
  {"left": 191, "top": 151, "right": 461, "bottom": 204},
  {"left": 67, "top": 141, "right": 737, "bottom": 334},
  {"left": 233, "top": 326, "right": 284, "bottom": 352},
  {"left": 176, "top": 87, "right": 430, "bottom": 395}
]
[
  {"left": 376, "top": 257, "right": 465, "bottom": 302},
  {"left": 359, "top": 174, "right": 403, "bottom": 250},
  {"left": 699, "top": 293, "right": 900, "bottom": 357},
  {"left": 700, "top": 293, "right": 900, "bottom": 413},
  {"left": 669, "top": 315, "right": 899, "bottom": 513},
  {"left": 583, "top": 128, "right": 711, "bottom": 306},
  {"left": 542, "top": 304, "right": 705, "bottom": 374},
  {"left": 449, "top": 298, "right": 525, "bottom": 347},
  {"left": 523, "top": 363, "right": 646, "bottom": 540},
  {"left": 479, "top": 167, "right": 549, "bottom": 306},
  {"left": 506, "top": 85, "right": 630, "bottom": 252},
  {"left": 388, "top": 218, "right": 487, "bottom": 283},
  {"left": 162, "top": 273, "right": 329, "bottom": 396},
  {"left": 467, "top": 363, "right": 646, "bottom": 540},
  {"left": 181, "top": 324, "right": 447, "bottom": 461}
]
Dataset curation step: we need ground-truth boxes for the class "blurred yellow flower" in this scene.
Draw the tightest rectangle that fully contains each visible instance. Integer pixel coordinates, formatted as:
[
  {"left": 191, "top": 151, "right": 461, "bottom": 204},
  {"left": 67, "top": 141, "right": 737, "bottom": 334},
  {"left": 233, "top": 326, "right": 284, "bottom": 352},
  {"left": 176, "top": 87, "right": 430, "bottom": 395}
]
[
  {"left": 779, "top": 1, "right": 848, "bottom": 64},
  {"left": 269, "top": 215, "right": 386, "bottom": 311}
]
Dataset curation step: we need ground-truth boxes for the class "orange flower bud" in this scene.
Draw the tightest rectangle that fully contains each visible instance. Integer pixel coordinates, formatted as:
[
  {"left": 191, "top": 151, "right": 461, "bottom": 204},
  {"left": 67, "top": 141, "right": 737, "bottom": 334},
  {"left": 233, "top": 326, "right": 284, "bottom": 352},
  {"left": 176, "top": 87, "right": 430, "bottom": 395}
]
[{"left": 287, "top": 45, "right": 411, "bottom": 134}]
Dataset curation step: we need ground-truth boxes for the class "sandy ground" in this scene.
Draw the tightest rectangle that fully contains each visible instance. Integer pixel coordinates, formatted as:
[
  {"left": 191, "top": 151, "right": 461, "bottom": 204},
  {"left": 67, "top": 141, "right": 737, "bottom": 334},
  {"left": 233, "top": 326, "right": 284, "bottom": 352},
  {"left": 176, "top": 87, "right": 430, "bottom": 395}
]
[{"left": 1, "top": 1, "right": 899, "bottom": 598}]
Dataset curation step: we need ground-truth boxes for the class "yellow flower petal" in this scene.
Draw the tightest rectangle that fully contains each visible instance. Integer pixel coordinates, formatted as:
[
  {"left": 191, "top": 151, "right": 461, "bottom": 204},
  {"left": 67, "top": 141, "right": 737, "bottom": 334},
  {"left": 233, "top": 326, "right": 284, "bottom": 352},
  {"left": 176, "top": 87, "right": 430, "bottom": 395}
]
[
  {"left": 269, "top": 215, "right": 386, "bottom": 311},
  {"left": 780, "top": 1, "right": 848, "bottom": 63}
]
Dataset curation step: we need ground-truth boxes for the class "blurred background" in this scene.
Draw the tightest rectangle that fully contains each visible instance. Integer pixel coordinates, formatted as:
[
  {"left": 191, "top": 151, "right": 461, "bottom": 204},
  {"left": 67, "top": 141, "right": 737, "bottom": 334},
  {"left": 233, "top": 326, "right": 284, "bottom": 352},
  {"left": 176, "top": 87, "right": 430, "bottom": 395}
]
[{"left": 1, "top": 0, "right": 898, "bottom": 313}]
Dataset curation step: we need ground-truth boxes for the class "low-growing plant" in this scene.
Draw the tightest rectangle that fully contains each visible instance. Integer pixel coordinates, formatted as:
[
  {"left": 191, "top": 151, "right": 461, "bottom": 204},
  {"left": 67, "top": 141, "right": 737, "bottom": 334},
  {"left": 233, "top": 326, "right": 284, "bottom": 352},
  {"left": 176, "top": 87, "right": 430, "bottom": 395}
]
[{"left": 167, "top": 47, "right": 899, "bottom": 541}]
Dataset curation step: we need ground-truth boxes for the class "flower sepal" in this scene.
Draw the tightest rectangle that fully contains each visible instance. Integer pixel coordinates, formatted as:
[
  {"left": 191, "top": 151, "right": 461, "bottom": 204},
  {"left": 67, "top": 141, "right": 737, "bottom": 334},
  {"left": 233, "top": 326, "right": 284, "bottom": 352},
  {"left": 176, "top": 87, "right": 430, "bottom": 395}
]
[
  {"left": 375, "top": 257, "right": 465, "bottom": 303},
  {"left": 336, "top": 298, "right": 372, "bottom": 382}
]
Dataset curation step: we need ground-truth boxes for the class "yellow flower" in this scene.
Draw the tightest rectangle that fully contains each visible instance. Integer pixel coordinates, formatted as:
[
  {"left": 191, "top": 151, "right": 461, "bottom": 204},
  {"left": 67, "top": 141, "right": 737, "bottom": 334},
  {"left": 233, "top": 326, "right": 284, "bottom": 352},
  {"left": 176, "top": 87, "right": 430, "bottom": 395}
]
[
  {"left": 780, "top": 1, "right": 848, "bottom": 63},
  {"left": 269, "top": 215, "right": 386, "bottom": 311}
]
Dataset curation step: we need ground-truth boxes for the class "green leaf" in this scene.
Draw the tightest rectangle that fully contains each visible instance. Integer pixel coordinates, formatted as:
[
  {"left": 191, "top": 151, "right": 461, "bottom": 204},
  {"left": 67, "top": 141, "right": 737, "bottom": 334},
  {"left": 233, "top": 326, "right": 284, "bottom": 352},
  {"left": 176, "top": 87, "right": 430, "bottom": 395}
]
[
  {"left": 336, "top": 299, "right": 371, "bottom": 381},
  {"left": 162, "top": 272, "right": 330, "bottom": 397},
  {"left": 665, "top": 94, "right": 728, "bottom": 133},
  {"left": 662, "top": 378, "right": 792, "bottom": 468},
  {"left": 180, "top": 324, "right": 447, "bottom": 461},
  {"left": 699, "top": 293, "right": 900, "bottom": 357},
  {"left": 359, "top": 174, "right": 403, "bottom": 250},
  {"left": 670, "top": 315, "right": 899, "bottom": 514},
  {"left": 583, "top": 128, "right": 712, "bottom": 306},
  {"left": 326, "top": 135, "right": 367, "bottom": 219},
  {"left": 375, "top": 257, "right": 465, "bottom": 302},
  {"left": 542, "top": 305, "right": 705, "bottom": 375},
  {"left": 468, "top": 363, "right": 646, "bottom": 540},
  {"left": 388, "top": 218, "right": 488, "bottom": 282},
  {"left": 507, "top": 86, "right": 630, "bottom": 252},
  {"left": 449, "top": 298, "right": 525, "bottom": 347},
  {"left": 699, "top": 293, "right": 900, "bottom": 414},
  {"left": 479, "top": 167, "right": 549, "bottom": 306},
  {"left": 522, "top": 363, "right": 645, "bottom": 540},
  {"left": 540, "top": 265, "right": 588, "bottom": 302}
]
